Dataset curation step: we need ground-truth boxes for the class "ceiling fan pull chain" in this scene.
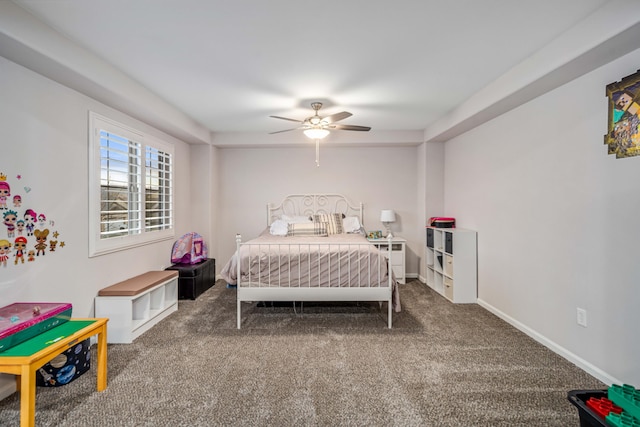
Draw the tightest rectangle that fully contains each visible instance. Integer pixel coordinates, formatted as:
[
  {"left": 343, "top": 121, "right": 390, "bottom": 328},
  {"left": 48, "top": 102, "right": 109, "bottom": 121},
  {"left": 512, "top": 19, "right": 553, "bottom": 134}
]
[{"left": 315, "top": 139, "right": 320, "bottom": 167}]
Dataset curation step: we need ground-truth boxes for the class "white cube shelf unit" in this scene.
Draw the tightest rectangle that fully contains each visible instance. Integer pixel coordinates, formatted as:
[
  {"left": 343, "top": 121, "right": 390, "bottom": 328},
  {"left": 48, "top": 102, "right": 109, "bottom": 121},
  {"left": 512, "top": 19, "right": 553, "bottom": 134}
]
[
  {"left": 425, "top": 227, "right": 477, "bottom": 303},
  {"left": 95, "top": 271, "right": 179, "bottom": 343}
]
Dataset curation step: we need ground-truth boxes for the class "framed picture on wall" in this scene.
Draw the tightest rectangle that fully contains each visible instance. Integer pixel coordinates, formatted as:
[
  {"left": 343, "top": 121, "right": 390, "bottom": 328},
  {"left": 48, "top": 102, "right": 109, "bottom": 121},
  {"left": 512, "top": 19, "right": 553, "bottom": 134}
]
[{"left": 604, "top": 69, "right": 640, "bottom": 158}]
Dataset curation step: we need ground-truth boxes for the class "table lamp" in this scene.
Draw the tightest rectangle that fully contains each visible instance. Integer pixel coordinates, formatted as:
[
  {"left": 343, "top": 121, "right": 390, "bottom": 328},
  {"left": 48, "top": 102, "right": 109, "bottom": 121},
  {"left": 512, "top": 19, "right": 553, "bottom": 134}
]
[{"left": 380, "top": 210, "right": 396, "bottom": 238}]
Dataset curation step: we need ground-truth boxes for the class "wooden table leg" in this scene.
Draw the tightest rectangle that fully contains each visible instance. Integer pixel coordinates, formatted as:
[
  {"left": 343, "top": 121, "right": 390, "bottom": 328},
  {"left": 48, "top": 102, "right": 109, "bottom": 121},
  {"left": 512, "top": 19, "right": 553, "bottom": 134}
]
[
  {"left": 19, "top": 364, "right": 35, "bottom": 427},
  {"left": 0, "top": 319, "right": 109, "bottom": 426},
  {"left": 96, "top": 324, "right": 107, "bottom": 391}
]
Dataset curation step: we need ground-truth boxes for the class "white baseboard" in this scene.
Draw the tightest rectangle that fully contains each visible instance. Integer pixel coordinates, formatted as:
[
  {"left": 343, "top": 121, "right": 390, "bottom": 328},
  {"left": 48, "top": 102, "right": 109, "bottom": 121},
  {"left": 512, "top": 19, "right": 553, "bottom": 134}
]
[
  {"left": 406, "top": 273, "right": 427, "bottom": 283},
  {"left": 0, "top": 374, "right": 16, "bottom": 401},
  {"left": 476, "top": 298, "right": 620, "bottom": 386}
]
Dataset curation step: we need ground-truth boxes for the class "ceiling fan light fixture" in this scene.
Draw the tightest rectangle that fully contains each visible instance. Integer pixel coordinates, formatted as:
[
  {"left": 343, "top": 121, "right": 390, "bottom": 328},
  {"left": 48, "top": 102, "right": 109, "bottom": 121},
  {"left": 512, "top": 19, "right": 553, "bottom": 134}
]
[
  {"left": 270, "top": 102, "right": 369, "bottom": 166},
  {"left": 303, "top": 127, "right": 330, "bottom": 139}
]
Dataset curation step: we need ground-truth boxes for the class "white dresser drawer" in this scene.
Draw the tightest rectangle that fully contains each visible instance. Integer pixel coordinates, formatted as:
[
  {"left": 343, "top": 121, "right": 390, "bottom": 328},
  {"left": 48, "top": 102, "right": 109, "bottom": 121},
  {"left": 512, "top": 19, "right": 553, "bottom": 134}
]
[
  {"left": 390, "top": 251, "right": 404, "bottom": 265},
  {"left": 368, "top": 237, "right": 406, "bottom": 284},
  {"left": 392, "top": 265, "right": 404, "bottom": 279}
]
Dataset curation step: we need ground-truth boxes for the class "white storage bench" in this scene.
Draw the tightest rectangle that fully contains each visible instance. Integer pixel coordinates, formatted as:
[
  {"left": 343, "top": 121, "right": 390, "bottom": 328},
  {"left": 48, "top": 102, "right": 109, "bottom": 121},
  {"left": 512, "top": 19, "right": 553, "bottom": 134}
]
[{"left": 95, "top": 270, "right": 179, "bottom": 343}]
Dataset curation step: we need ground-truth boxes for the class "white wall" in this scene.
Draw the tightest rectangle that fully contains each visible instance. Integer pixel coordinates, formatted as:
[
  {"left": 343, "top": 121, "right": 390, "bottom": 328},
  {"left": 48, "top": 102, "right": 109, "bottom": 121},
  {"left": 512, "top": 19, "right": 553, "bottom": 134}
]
[
  {"left": 416, "top": 141, "right": 445, "bottom": 280},
  {"left": 424, "top": 142, "right": 445, "bottom": 279},
  {"left": 443, "top": 48, "right": 640, "bottom": 385},
  {"left": 189, "top": 144, "right": 220, "bottom": 258},
  {"left": 0, "top": 57, "right": 196, "bottom": 317},
  {"left": 217, "top": 145, "right": 420, "bottom": 275}
]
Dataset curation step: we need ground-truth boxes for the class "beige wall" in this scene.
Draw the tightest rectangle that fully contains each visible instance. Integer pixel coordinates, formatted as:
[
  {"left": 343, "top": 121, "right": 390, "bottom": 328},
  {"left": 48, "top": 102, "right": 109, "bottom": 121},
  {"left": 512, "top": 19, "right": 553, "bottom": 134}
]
[
  {"left": 217, "top": 145, "right": 421, "bottom": 277},
  {"left": 443, "top": 47, "right": 640, "bottom": 385},
  {"left": 0, "top": 56, "right": 196, "bottom": 397},
  {"left": 0, "top": 56, "right": 194, "bottom": 316}
]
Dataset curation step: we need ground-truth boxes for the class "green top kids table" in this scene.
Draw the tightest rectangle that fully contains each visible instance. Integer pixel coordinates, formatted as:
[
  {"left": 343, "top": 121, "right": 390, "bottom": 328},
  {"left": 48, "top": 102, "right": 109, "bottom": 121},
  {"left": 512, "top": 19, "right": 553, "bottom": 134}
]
[{"left": 0, "top": 318, "right": 108, "bottom": 427}]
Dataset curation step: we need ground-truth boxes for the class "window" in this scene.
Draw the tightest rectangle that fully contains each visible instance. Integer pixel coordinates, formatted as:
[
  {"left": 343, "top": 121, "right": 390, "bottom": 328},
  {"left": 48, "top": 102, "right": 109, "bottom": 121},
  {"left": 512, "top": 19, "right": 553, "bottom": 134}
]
[{"left": 89, "top": 112, "right": 174, "bottom": 256}]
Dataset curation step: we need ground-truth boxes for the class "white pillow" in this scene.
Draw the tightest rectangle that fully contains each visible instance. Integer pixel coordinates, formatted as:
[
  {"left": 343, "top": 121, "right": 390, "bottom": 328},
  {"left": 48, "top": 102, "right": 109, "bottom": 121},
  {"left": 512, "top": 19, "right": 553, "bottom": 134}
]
[
  {"left": 269, "top": 219, "right": 289, "bottom": 236},
  {"left": 281, "top": 214, "right": 312, "bottom": 224},
  {"left": 342, "top": 216, "right": 361, "bottom": 233}
]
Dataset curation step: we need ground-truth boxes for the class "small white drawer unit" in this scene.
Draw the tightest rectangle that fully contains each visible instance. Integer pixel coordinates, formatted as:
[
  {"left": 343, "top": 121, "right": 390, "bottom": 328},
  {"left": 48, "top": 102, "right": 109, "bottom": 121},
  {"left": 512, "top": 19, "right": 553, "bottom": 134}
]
[{"left": 368, "top": 236, "right": 406, "bottom": 284}]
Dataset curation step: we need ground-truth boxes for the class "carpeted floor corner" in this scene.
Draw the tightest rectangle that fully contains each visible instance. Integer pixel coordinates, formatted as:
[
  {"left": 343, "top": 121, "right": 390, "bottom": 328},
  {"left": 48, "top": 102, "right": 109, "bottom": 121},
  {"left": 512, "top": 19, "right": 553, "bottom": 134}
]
[{"left": 0, "top": 279, "right": 603, "bottom": 426}]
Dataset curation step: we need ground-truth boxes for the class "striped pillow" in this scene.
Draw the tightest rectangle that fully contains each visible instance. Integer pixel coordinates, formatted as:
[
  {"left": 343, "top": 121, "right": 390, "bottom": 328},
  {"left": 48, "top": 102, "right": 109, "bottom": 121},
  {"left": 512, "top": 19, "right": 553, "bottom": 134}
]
[
  {"left": 313, "top": 213, "right": 344, "bottom": 235},
  {"left": 287, "top": 222, "right": 328, "bottom": 237}
]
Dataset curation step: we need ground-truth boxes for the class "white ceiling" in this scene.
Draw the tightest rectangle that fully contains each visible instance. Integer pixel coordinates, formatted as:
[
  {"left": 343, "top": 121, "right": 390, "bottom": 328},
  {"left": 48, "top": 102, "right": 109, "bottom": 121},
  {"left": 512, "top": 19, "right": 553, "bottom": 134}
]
[{"left": 6, "top": 0, "right": 615, "bottom": 137}]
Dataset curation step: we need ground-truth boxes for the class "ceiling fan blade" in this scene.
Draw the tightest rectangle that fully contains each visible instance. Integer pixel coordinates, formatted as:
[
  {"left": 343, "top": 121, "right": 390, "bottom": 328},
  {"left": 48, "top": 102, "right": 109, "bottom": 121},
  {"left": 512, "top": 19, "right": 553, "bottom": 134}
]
[
  {"left": 269, "top": 128, "right": 300, "bottom": 134},
  {"left": 269, "top": 115, "right": 303, "bottom": 123},
  {"left": 322, "top": 111, "right": 352, "bottom": 124},
  {"left": 330, "top": 124, "right": 371, "bottom": 131}
]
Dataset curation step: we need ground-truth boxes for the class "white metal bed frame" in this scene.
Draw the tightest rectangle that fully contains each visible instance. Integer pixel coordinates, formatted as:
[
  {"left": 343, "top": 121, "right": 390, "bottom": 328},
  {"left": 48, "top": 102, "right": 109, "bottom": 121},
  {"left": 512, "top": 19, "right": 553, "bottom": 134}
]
[{"left": 235, "top": 194, "right": 394, "bottom": 329}]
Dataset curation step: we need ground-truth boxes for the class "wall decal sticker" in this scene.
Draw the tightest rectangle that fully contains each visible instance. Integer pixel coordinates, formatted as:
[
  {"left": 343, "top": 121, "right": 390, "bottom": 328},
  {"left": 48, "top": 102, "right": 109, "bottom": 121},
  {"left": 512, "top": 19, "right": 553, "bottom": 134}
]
[
  {"left": 0, "top": 239, "right": 10, "bottom": 267},
  {"left": 34, "top": 229, "right": 48, "bottom": 256},
  {"left": 0, "top": 171, "right": 66, "bottom": 269},
  {"left": 14, "top": 236, "right": 27, "bottom": 265},
  {"left": 0, "top": 177, "right": 9, "bottom": 209},
  {"left": 3, "top": 210, "right": 17, "bottom": 238},
  {"left": 24, "top": 209, "right": 36, "bottom": 236}
]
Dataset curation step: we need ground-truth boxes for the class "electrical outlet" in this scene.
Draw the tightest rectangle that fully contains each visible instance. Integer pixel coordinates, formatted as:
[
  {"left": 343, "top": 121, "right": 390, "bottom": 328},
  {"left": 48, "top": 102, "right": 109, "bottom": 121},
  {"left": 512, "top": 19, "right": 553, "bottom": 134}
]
[{"left": 576, "top": 308, "right": 587, "bottom": 327}]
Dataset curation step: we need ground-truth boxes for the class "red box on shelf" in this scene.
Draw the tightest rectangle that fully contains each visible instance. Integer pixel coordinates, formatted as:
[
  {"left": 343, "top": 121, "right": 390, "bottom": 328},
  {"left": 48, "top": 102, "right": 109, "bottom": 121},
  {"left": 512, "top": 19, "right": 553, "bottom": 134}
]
[{"left": 428, "top": 217, "right": 456, "bottom": 228}]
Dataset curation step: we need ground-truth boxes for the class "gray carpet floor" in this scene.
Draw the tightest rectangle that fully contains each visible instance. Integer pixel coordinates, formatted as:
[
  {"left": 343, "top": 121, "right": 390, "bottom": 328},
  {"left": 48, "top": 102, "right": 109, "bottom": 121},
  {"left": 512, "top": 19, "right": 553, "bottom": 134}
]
[{"left": 0, "top": 279, "right": 604, "bottom": 426}]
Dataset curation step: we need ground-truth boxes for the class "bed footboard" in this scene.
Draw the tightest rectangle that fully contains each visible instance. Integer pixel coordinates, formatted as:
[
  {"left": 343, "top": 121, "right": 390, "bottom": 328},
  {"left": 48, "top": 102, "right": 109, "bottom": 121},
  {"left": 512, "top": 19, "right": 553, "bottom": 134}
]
[{"left": 234, "top": 234, "right": 394, "bottom": 329}]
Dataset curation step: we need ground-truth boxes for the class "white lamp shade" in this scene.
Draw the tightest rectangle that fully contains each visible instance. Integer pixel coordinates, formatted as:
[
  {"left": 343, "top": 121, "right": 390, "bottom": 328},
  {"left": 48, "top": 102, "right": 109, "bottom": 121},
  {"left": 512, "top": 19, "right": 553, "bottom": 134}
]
[
  {"left": 380, "top": 210, "right": 396, "bottom": 223},
  {"left": 303, "top": 128, "right": 330, "bottom": 139}
]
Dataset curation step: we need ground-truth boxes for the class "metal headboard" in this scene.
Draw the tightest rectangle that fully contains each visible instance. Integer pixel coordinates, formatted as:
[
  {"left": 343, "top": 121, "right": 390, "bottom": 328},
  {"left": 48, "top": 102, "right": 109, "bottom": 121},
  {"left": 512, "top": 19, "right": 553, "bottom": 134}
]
[{"left": 267, "top": 194, "right": 363, "bottom": 226}]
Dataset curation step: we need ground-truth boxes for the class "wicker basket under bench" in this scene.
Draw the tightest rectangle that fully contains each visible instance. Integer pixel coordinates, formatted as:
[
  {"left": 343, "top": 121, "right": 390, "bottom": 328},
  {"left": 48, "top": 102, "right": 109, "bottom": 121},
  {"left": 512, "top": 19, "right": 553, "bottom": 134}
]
[{"left": 95, "top": 271, "right": 178, "bottom": 343}]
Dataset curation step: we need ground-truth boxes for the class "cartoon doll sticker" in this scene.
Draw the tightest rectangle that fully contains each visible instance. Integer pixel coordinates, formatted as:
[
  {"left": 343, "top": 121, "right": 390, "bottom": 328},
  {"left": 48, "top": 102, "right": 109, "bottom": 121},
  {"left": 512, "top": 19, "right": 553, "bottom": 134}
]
[
  {"left": 0, "top": 172, "right": 66, "bottom": 266},
  {"left": 16, "top": 219, "right": 24, "bottom": 236},
  {"left": 34, "top": 229, "right": 48, "bottom": 256},
  {"left": 0, "top": 180, "right": 9, "bottom": 210},
  {"left": 14, "top": 236, "right": 27, "bottom": 265},
  {"left": 3, "top": 210, "right": 17, "bottom": 238},
  {"left": 24, "top": 209, "right": 36, "bottom": 236},
  {"left": 0, "top": 239, "right": 10, "bottom": 267}
]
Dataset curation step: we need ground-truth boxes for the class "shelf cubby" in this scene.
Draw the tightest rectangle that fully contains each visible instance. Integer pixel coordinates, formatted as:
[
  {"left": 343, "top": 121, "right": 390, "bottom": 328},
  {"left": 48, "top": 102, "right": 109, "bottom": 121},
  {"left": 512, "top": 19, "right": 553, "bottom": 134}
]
[
  {"left": 424, "top": 227, "right": 477, "bottom": 303},
  {"left": 95, "top": 271, "right": 179, "bottom": 343}
]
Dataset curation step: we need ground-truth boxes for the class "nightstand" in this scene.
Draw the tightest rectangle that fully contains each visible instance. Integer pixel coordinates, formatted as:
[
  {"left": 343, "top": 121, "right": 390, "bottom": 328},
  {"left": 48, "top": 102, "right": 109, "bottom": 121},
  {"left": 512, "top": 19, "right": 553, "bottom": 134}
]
[{"left": 367, "top": 236, "right": 406, "bottom": 284}]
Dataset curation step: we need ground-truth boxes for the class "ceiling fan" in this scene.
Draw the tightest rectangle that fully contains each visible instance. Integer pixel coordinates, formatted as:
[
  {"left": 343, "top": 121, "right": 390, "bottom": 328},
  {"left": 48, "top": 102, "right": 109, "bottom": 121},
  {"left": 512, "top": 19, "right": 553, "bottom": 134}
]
[{"left": 269, "top": 102, "right": 371, "bottom": 139}]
